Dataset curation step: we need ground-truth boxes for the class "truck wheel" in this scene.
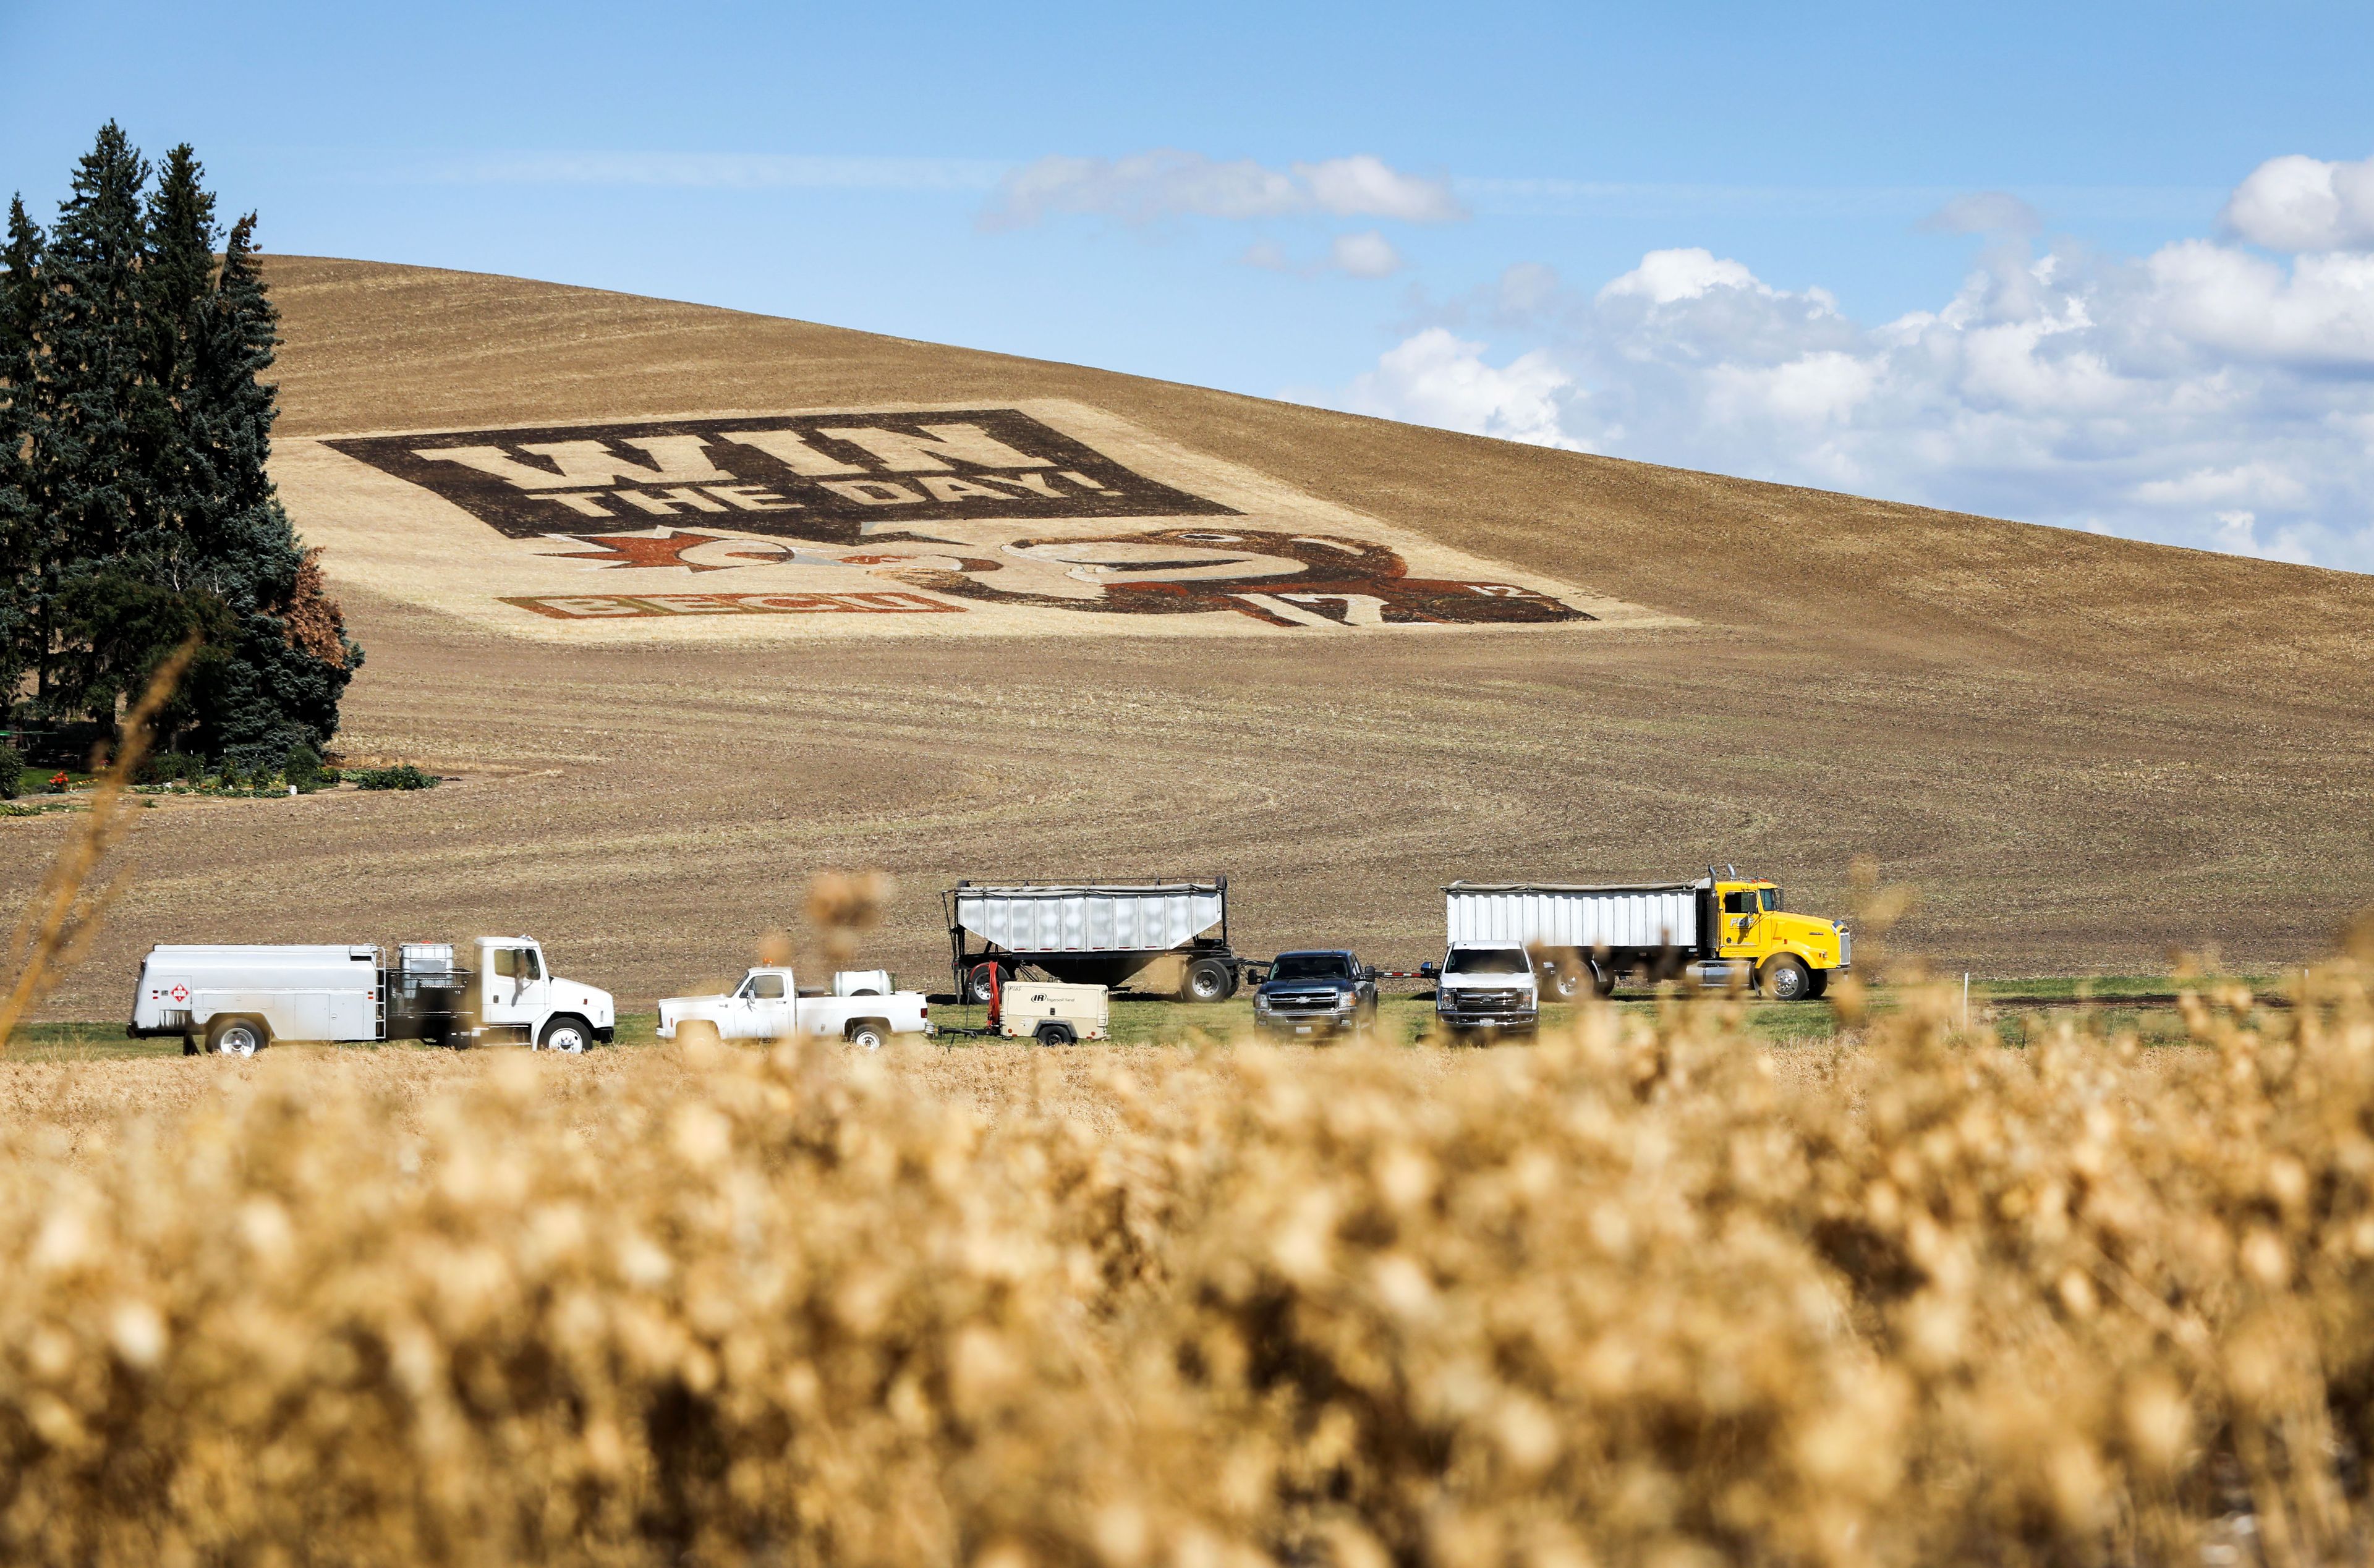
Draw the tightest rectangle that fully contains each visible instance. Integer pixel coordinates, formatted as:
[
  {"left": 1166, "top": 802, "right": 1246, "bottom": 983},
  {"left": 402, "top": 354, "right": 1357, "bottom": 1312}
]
[
  {"left": 1181, "top": 959, "right": 1233, "bottom": 1003},
  {"left": 207, "top": 1016, "right": 266, "bottom": 1057},
  {"left": 845, "top": 1020, "right": 888, "bottom": 1051},
  {"left": 1806, "top": 968, "right": 1831, "bottom": 1000},
  {"left": 966, "top": 965, "right": 1007, "bottom": 1006},
  {"left": 537, "top": 1015, "right": 592, "bottom": 1053},
  {"left": 1034, "top": 1022, "right": 1077, "bottom": 1047},
  {"left": 1540, "top": 959, "right": 1581, "bottom": 1002},
  {"left": 1593, "top": 962, "right": 1618, "bottom": 999},
  {"left": 1760, "top": 956, "right": 1812, "bottom": 1002}
]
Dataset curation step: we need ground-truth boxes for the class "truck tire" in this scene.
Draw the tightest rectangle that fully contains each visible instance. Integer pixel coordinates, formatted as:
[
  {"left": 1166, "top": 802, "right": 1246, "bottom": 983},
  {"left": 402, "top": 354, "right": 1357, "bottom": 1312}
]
[
  {"left": 1180, "top": 958, "right": 1233, "bottom": 1003},
  {"left": 537, "top": 1015, "right": 593, "bottom": 1053},
  {"left": 845, "top": 1019, "right": 889, "bottom": 1051},
  {"left": 1759, "top": 956, "right": 1812, "bottom": 1002},
  {"left": 207, "top": 1015, "right": 266, "bottom": 1057},
  {"left": 1540, "top": 957, "right": 1581, "bottom": 1002},
  {"left": 1593, "top": 961, "right": 1618, "bottom": 999},
  {"left": 966, "top": 964, "right": 1008, "bottom": 1006},
  {"left": 1806, "top": 968, "right": 1831, "bottom": 1001},
  {"left": 1034, "top": 1021, "right": 1077, "bottom": 1047}
]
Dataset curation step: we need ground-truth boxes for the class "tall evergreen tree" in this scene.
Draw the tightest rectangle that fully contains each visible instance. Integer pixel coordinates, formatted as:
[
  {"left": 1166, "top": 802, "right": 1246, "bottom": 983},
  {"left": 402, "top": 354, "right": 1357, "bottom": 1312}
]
[
  {"left": 138, "top": 143, "right": 218, "bottom": 592},
  {"left": 0, "top": 197, "right": 43, "bottom": 710},
  {"left": 36, "top": 124, "right": 153, "bottom": 575},
  {"left": 179, "top": 213, "right": 360, "bottom": 761},
  {"left": 3, "top": 126, "right": 359, "bottom": 759}
]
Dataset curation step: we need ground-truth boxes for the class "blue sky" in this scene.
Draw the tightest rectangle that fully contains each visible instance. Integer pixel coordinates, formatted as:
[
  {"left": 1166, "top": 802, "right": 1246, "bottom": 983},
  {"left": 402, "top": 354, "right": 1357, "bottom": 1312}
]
[{"left": 6, "top": 1, "right": 2373, "bottom": 569}]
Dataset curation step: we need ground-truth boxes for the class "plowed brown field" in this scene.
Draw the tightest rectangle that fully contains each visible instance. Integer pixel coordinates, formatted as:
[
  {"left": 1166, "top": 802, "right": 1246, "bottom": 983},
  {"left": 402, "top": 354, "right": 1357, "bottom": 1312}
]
[{"left": 8, "top": 257, "right": 2372, "bottom": 1016}]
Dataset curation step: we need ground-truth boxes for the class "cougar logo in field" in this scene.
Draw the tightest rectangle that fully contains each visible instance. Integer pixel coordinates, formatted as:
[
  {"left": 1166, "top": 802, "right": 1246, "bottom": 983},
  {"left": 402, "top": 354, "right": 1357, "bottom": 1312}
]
[{"left": 882, "top": 528, "right": 1590, "bottom": 627}]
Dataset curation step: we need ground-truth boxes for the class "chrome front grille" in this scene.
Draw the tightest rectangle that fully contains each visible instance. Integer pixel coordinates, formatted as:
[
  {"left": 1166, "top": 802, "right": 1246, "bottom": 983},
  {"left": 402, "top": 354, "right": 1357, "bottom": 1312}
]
[{"left": 1448, "top": 989, "right": 1527, "bottom": 1013}]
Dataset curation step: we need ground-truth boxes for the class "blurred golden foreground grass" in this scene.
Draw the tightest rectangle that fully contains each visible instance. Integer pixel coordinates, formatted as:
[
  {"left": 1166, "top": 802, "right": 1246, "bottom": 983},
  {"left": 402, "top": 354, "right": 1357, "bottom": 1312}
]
[{"left": 4, "top": 936, "right": 2373, "bottom": 1567}]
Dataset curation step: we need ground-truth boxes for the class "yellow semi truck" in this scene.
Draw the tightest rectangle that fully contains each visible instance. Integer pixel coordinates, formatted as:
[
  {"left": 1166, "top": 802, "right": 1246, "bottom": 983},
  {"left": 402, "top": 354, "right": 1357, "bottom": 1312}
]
[{"left": 1444, "top": 870, "right": 1850, "bottom": 1001}]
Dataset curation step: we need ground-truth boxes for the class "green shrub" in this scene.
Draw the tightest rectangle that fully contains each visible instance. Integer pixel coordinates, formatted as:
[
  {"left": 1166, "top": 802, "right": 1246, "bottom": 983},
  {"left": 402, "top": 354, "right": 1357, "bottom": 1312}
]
[
  {"left": 283, "top": 742, "right": 324, "bottom": 790},
  {"left": 0, "top": 741, "right": 21, "bottom": 799},
  {"left": 138, "top": 750, "right": 203, "bottom": 786},
  {"left": 352, "top": 764, "right": 438, "bottom": 791}
]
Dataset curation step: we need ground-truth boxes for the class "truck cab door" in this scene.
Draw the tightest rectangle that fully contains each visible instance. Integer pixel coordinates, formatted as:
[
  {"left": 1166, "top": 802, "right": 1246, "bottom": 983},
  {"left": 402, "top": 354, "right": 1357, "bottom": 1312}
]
[
  {"left": 744, "top": 972, "right": 793, "bottom": 1039},
  {"left": 1717, "top": 887, "right": 1758, "bottom": 955},
  {"left": 482, "top": 943, "right": 548, "bottom": 1028}
]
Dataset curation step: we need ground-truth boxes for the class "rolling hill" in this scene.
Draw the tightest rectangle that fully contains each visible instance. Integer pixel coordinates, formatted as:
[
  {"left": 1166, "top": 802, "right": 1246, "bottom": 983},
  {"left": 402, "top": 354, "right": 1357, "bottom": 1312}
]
[{"left": 11, "top": 256, "right": 2373, "bottom": 1017}]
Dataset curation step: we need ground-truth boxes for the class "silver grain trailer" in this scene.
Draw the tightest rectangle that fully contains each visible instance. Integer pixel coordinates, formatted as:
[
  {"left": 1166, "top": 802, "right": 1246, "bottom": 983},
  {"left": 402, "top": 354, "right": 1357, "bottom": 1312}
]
[
  {"left": 1445, "top": 875, "right": 1850, "bottom": 1001},
  {"left": 947, "top": 878, "right": 1245, "bottom": 1002}
]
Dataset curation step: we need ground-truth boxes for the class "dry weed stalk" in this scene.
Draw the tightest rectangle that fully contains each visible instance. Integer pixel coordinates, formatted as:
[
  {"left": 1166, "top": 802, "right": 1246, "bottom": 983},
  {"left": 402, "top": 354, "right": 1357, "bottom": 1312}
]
[
  {"left": 2, "top": 901, "right": 2373, "bottom": 1565},
  {"left": 0, "top": 642, "right": 192, "bottom": 1053}
]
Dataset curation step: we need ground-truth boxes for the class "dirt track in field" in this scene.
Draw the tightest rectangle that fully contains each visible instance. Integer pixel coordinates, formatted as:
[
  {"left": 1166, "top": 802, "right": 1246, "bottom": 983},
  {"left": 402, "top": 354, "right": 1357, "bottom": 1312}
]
[{"left": 7, "top": 257, "right": 2372, "bottom": 1017}]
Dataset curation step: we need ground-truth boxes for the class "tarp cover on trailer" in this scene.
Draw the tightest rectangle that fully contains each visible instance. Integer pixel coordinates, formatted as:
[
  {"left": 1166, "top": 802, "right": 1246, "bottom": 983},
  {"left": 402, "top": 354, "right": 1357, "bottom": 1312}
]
[
  {"left": 1445, "top": 883, "right": 1701, "bottom": 950},
  {"left": 956, "top": 883, "right": 1223, "bottom": 955}
]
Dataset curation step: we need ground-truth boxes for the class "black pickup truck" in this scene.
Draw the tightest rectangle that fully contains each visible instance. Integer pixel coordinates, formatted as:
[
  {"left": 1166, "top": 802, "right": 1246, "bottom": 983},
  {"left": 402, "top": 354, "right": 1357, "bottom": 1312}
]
[{"left": 1252, "top": 950, "right": 1381, "bottom": 1038}]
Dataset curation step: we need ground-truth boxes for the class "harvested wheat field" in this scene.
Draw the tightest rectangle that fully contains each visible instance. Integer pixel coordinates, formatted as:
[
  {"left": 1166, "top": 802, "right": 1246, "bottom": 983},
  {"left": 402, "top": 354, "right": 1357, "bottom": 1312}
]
[
  {"left": 4, "top": 951, "right": 2374, "bottom": 1566},
  {"left": 6, "top": 254, "right": 2374, "bottom": 1013}
]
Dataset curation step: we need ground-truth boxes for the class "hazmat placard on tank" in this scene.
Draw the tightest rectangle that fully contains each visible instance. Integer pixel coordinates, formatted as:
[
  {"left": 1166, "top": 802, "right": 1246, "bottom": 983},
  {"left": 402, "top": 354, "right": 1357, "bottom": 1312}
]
[{"left": 275, "top": 400, "right": 1685, "bottom": 640}]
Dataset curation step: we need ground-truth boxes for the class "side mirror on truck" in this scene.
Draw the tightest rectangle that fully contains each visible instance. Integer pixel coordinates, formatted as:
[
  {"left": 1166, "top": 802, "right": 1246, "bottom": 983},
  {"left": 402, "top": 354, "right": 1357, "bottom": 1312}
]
[{"left": 1419, "top": 962, "right": 1440, "bottom": 979}]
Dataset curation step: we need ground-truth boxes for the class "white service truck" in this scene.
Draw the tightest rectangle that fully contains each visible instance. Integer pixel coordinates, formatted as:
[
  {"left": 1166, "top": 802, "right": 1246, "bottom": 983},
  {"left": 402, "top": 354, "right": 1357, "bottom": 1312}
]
[
  {"left": 655, "top": 966, "right": 933, "bottom": 1049},
  {"left": 129, "top": 936, "right": 615, "bottom": 1056}
]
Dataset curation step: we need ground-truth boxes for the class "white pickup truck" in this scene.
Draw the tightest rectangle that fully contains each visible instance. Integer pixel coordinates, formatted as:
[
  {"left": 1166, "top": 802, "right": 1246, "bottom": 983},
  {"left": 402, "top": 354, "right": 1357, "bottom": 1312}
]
[
  {"left": 1427, "top": 940, "right": 1541, "bottom": 1040},
  {"left": 656, "top": 966, "right": 932, "bottom": 1049},
  {"left": 129, "top": 935, "right": 615, "bottom": 1056}
]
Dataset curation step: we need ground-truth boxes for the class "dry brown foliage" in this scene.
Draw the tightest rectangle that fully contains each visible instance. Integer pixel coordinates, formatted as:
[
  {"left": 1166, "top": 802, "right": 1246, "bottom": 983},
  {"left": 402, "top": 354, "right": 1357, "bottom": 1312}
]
[
  {"left": 279, "top": 549, "right": 353, "bottom": 669},
  {"left": 2, "top": 932, "right": 2372, "bottom": 1567}
]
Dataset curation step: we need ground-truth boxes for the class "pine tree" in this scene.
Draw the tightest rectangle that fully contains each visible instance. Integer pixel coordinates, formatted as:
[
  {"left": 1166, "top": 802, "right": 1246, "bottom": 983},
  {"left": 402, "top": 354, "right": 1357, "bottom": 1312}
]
[
  {"left": 38, "top": 124, "right": 152, "bottom": 570},
  {"left": 5, "top": 127, "right": 360, "bottom": 758},
  {"left": 181, "top": 213, "right": 360, "bottom": 762},
  {"left": 0, "top": 196, "right": 44, "bottom": 712},
  {"left": 138, "top": 143, "right": 218, "bottom": 592}
]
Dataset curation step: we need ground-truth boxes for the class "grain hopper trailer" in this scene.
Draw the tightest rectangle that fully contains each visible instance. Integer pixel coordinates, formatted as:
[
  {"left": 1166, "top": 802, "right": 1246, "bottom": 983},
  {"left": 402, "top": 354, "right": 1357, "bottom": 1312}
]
[
  {"left": 946, "top": 877, "right": 1246, "bottom": 1002},
  {"left": 1444, "top": 870, "right": 1849, "bottom": 1001}
]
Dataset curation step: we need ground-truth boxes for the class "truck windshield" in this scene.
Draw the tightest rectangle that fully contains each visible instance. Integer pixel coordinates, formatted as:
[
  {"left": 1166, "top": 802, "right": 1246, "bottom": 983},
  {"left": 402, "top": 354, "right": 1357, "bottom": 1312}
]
[
  {"left": 1270, "top": 954, "right": 1353, "bottom": 981},
  {"left": 1445, "top": 947, "right": 1529, "bottom": 975}
]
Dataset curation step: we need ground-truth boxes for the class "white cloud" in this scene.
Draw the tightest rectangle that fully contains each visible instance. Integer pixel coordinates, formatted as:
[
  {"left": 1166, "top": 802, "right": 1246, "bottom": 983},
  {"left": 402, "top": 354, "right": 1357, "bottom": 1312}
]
[
  {"left": 982, "top": 150, "right": 1463, "bottom": 229},
  {"left": 1297, "top": 155, "right": 1465, "bottom": 222},
  {"left": 1317, "top": 171, "right": 2374, "bottom": 571},
  {"left": 1342, "top": 328, "right": 1576, "bottom": 449},
  {"left": 2134, "top": 462, "right": 2308, "bottom": 510},
  {"left": 2146, "top": 242, "right": 2374, "bottom": 362},
  {"left": 1239, "top": 239, "right": 1293, "bottom": 272},
  {"left": 2222, "top": 153, "right": 2374, "bottom": 252},
  {"left": 1238, "top": 231, "right": 1406, "bottom": 279},
  {"left": 1920, "top": 191, "right": 2044, "bottom": 235},
  {"left": 1327, "top": 231, "right": 1403, "bottom": 278},
  {"left": 1598, "top": 247, "right": 1768, "bottom": 305},
  {"left": 2211, "top": 510, "right": 2320, "bottom": 566}
]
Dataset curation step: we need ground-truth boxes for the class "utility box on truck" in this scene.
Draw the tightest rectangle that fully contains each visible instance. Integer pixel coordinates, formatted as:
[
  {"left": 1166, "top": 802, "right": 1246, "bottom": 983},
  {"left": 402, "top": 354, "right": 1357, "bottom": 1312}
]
[
  {"left": 1445, "top": 871, "right": 1850, "bottom": 1001},
  {"left": 947, "top": 878, "right": 1245, "bottom": 1002}
]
